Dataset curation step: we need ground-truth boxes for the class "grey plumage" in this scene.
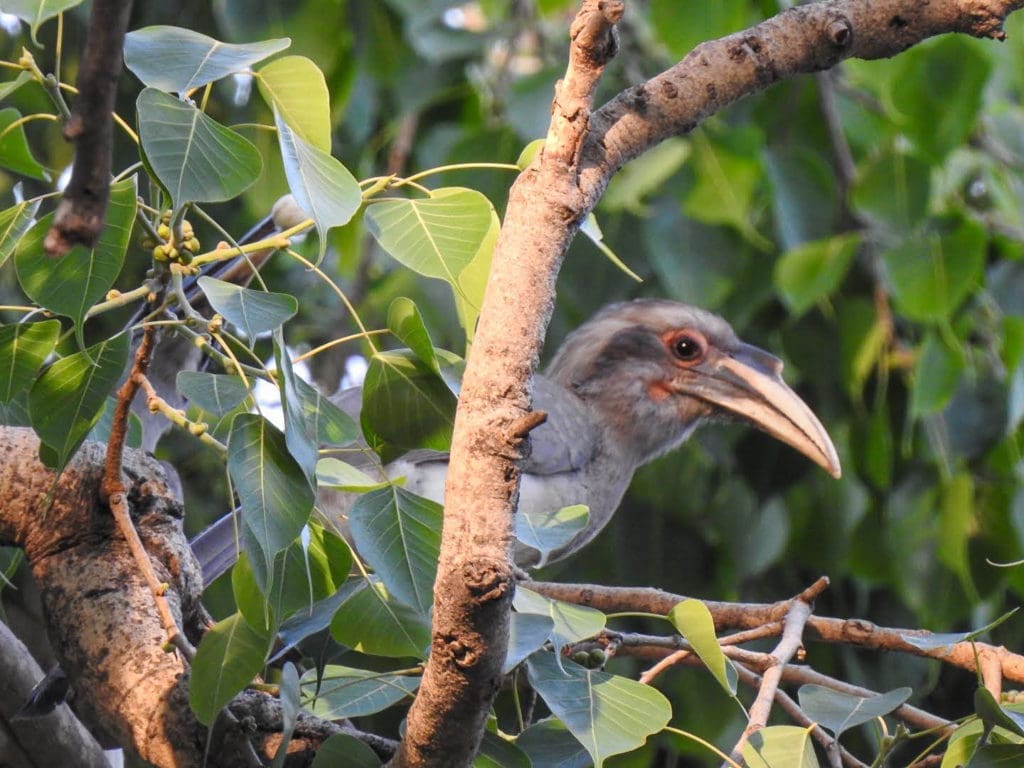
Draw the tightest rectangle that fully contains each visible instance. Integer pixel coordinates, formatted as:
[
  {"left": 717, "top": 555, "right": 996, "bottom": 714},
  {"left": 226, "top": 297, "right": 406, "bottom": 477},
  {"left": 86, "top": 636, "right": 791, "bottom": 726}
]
[{"left": 192, "top": 299, "right": 840, "bottom": 580}]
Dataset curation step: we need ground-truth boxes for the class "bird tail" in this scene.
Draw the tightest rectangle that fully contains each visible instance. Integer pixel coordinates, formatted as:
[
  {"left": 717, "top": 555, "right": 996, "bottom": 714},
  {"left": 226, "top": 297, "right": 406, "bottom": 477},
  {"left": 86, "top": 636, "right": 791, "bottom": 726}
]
[{"left": 189, "top": 511, "right": 241, "bottom": 585}]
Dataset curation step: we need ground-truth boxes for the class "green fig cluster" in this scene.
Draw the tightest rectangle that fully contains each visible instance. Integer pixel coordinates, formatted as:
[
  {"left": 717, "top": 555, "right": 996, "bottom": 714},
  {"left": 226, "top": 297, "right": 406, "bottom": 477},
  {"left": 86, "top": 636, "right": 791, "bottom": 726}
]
[{"left": 141, "top": 210, "right": 201, "bottom": 265}]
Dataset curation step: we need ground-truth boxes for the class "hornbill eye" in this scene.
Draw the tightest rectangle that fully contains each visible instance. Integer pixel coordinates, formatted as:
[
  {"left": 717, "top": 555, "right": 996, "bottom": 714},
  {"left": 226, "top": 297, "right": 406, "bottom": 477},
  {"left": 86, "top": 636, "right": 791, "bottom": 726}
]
[{"left": 671, "top": 333, "right": 705, "bottom": 363}]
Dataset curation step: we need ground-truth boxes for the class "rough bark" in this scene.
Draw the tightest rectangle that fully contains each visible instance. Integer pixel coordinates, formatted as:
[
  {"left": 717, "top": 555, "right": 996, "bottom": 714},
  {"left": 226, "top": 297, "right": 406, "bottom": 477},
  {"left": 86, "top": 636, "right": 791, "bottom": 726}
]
[
  {"left": 0, "top": 427, "right": 208, "bottom": 765},
  {"left": 45, "top": 0, "right": 134, "bottom": 255}
]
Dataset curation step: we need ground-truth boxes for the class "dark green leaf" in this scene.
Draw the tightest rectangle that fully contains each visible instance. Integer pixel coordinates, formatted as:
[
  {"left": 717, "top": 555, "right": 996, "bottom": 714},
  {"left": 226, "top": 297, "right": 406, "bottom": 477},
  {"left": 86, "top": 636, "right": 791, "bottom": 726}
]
[
  {"left": 0, "top": 108, "right": 47, "bottom": 180},
  {"left": 176, "top": 371, "right": 250, "bottom": 414},
  {"left": 526, "top": 651, "right": 671, "bottom": 768},
  {"left": 125, "top": 26, "right": 289, "bottom": 93},
  {"left": 198, "top": 277, "right": 297, "bottom": 340},
  {"left": 274, "top": 330, "right": 318, "bottom": 483},
  {"left": 474, "top": 730, "right": 531, "bottom": 768},
  {"left": 888, "top": 36, "right": 991, "bottom": 161},
  {"left": 330, "top": 581, "right": 431, "bottom": 659},
  {"left": 514, "top": 587, "right": 605, "bottom": 651},
  {"left": 300, "top": 664, "right": 420, "bottom": 718},
  {"left": 504, "top": 612, "right": 555, "bottom": 674},
  {"left": 137, "top": 88, "right": 262, "bottom": 206},
  {"left": 516, "top": 717, "right": 592, "bottom": 768},
  {"left": 0, "top": 199, "right": 41, "bottom": 267},
  {"left": 310, "top": 733, "right": 382, "bottom": 768},
  {"left": 15, "top": 178, "right": 136, "bottom": 347},
  {"left": 349, "top": 486, "right": 442, "bottom": 616},
  {"left": 291, "top": 376, "right": 358, "bottom": 448},
  {"left": 882, "top": 217, "right": 985, "bottom": 321},
  {"left": 764, "top": 146, "right": 838, "bottom": 251},
  {"left": 360, "top": 349, "right": 457, "bottom": 463},
  {"left": 271, "top": 663, "right": 300, "bottom": 768},
  {"left": 797, "top": 685, "right": 911, "bottom": 737},
  {"left": 227, "top": 413, "right": 314, "bottom": 590},
  {"left": 515, "top": 505, "right": 589, "bottom": 568},
  {"left": 27, "top": 332, "right": 130, "bottom": 468},
  {"left": 189, "top": 611, "right": 271, "bottom": 725},
  {"left": 0, "top": 320, "right": 60, "bottom": 403},
  {"left": 910, "top": 332, "right": 965, "bottom": 417},
  {"left": 851, "top": 150, "right": 930, "bottom": 235}
]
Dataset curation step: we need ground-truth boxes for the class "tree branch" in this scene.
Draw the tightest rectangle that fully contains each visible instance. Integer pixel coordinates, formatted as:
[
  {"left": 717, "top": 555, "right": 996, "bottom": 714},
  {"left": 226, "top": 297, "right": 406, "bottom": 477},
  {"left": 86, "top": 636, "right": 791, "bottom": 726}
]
[{"left": 45, "top": 0, "right": 133, "bottom": 255}]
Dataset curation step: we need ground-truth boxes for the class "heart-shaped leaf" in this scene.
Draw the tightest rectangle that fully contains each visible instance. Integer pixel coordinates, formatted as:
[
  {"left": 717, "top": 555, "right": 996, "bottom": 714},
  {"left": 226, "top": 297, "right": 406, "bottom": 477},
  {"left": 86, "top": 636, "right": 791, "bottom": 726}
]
[
  {"left": 125, "top": 26, "right": 289, "bottom": 93},
  {"left": 300, "top": 665, "right": 420, "bottom": 718},
  {"left": 668, "top": 599, "right": 737, "bottom": 695},
  {"left": 0, "top": 320, "right": 60, "bottom": 403},
  {"left": 526, "top": 651, "right": 671, "bottom": 768},
  {"left": 330, "top": 581, "right": 431, "bottom": 659},
  {"left": 257, "top": 56, "right": 330, "bottom": 150},
  {"left": 189, "top": 611, "right": 271, "bottom": 725},
  {"left": 0, "top": 199, "right": 40, "bottom": 267},
  {"left": 137, "top": 88, "right": 262, "bottom": 206},
  {"left": 798, "top": 685, "right": 911, "bottom": 738},
  {"left": 514, "top": 587, "right": 605, "bottom": 651},
  {"left": 198, "top": 276, "right": 297, "bottom": 340}
]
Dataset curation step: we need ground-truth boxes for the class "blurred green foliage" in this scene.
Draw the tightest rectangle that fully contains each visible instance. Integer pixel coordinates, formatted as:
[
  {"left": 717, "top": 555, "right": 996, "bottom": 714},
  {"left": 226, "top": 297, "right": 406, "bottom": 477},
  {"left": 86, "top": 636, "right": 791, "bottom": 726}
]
[{"left": 3, "top": 0, "right": 1024, "bottom": 764}]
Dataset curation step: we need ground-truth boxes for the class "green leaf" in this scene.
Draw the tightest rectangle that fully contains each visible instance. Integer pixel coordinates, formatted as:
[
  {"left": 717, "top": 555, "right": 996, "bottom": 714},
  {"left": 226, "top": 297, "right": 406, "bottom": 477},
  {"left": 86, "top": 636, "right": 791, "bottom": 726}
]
[
  {"left": 969, "top": 744, "right": 1024, "bottom": 768},
  {"left": 516, "top": 717, "right": 592, "bottom": 768},
  {"left": 387, "top": 297, "right": 439, "bottom": 373},
  {"left": 682, "top": 126, "right": 771, "bottom": 251},
  {"left": 851, "top": 149, "right": 931, "bottom": 235},
  {"left": 300, "top": 665, "right": 420, "bottom": 718},
  {"left": 742, "top": 725, "right": 819, "bottom": 768},
  {"left": 189, "top": 611, "right": 271, "bottom": 725},
  {"left": 330, "top": 581, "right": 431, "bottom": 659},
  {"left": 316, "top": 458, "right": 387, "bottom": 492},
  {"left": 2, "top": 118, "right": 53, "bottom": 179},
  {"left": 271, "top": 663, "right": 300, "bottom": 768},
  {"left": 0, "top": 200, "right": 41, "bottom": 268},
  {"left": 888, "top": 36, "right": 991, "bottom": 162},
  {"left": 649, "top": 0, "right": 754, "bottom": 59},
  {"left": 233, "top": 526, "right": 348, "bottom": 632},
  {"left": 0, "top": 71, "right": 33, "bottom": 103},
  {"left": 514, "top": 587, "right": 606, "bottom": 651},
  {"left": 452, "top": 211, "right": 499, "bottom": 344},
  {"left": 257, "top": 56, "right": 330, "bottom": 150},
  {"left": 602, "top": 138, "right": 690, "bottom": 214},
  {"left": 227, "top": 413, "right": 314, "bottom": 590},
  {"left": 900, "top": 608, "right": 1018, "bottom": 650},
  {"left": 882, "top": 217, "right": 986, "bottom": 321},
  {"left": 0, "top": 320, "right": 60, "bottom": 403},
  {"left": 176, "top": 371, "right": 250, "bottom": 414},
  {"left": 504, "top": 612, "right": 555, "bottom": 674},
  {"left": 774, "top": 234, "right": 860, "bottom": 316},
  {"left": 349, "top": 486, "right": 442, "bottom": 616},
  {"left": 526, "top": 651, "right": 671, "bottom": 768},
  {"left": 976, "top": 688, "right": 1024, "bottom": 738},
  {"left": 798, "top": 685, "right": 911, "bottom": 738},
  {"left": 15, "top": 177, "right": 137, "bottom": 347},
  {"left": 197, "top": 277, "right": 297, "bottom": 340},
  {"left": 2, "top": 0, "right": 83, "bottom": 43},
  {"left": 137, "top": 88, "right": 262, "bottom": 206},
  {"left": 274, "top": 109, "right": 361, "bottom": 260},
  {"left": 311, "top": 733, "right": 382, "bottom": 768},
  {"left": 515, "top": 505, "right": 589, "bottom": 568},
  {"left": 360, "top": 349, "right": 457, "bottom": 463},
  {"left": 910, "top": 332, "right": 965, "bottom": 417},
  {"left": 124, "top": 26, "right": 290, "bottom": 93},
  {"left": 764, "top": 146, "right": 838, "bottom": 251},
  {"left": 27, "top": 333, "right": 130, "bottom": 468},
  {"left": 474, "top": 730, "right": 532, "bottom": 768},
  {"left": 274, "top": 329, "right": 318, "bottom": 483},
  {"left": 668, "top": 599, "right": 737, "bottom": 695},
  {"left": 364, "top": 187, "right": 497, "bottom": 292},
  {"left": 292, "top": 376, "right": 358, "bottom": 447}
]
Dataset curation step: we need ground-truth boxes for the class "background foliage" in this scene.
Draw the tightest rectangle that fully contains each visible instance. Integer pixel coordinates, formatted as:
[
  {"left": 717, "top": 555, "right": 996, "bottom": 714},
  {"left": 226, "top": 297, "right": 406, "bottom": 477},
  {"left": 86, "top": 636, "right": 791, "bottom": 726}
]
[{"left": 3, "top": 1, "right": 1024, "bottom": 765}]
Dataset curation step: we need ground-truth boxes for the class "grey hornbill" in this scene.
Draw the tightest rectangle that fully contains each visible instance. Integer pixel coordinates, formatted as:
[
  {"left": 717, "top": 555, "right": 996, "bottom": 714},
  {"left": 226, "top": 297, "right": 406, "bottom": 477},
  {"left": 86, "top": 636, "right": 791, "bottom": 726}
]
[{"left": 192, "top": 297, "right": 841, "bottom": 580}]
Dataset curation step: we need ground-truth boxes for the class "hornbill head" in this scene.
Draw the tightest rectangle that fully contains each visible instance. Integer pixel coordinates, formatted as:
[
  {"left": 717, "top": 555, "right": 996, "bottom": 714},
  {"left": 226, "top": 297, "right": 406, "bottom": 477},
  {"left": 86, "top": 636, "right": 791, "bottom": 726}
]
[{"left": 545, "top": 299, "right": 841, "bottom": 478}]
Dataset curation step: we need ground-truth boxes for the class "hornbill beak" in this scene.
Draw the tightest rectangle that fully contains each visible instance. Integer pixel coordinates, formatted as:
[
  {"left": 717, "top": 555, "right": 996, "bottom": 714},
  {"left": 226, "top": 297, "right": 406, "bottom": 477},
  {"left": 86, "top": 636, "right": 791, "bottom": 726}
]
[{"left": 679, "top": 342, "right": 842, "bottom": 478}]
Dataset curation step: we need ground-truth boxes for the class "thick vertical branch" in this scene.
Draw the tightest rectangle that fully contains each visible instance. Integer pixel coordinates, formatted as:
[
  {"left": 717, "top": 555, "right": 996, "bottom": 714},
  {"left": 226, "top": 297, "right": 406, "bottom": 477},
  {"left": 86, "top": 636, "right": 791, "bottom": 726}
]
[
  {"left": 45, "top": 0, "right": 134, "bottom": 255},
  {"left": 391, "top": 3, "right": 624, "bottom": 766}
]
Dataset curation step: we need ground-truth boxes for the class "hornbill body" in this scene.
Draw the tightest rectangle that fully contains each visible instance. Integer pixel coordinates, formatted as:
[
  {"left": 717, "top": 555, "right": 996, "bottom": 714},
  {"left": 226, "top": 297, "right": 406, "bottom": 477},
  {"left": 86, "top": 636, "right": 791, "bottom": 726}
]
[{"left": 192, "top": 299, "right": 840, "bottom": 580}]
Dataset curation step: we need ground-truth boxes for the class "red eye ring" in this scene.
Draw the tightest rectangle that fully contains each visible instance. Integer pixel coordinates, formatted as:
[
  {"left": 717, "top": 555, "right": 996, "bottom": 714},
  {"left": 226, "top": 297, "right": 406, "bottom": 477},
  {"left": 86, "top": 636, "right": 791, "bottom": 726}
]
[{"left": 667, "top": 330, "right": 706, "bottom": 364}]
